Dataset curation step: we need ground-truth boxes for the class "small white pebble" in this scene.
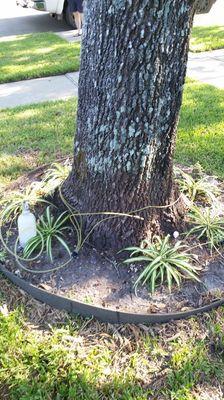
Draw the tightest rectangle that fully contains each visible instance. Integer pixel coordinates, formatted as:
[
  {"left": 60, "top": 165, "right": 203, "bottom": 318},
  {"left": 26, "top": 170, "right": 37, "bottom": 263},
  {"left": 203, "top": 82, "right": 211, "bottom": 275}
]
[
  {"left": 15, "top": 269, "right": 21, "bottom": 277},
  {"left": 103, "top": 367, "right": 111, "bottom": 375},
  {"left": 173, "top": 231, "right": 179, "bottom": 239},
  {"left": 0, "top": 304, "right": 9, "bottom": 316}
]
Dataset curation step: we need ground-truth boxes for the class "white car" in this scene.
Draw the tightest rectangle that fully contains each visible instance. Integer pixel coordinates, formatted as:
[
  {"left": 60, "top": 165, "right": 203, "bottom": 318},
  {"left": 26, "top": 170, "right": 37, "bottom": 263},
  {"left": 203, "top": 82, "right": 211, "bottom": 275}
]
[{"left": 17, "top": 0, "right": 76, "bottom": 27}]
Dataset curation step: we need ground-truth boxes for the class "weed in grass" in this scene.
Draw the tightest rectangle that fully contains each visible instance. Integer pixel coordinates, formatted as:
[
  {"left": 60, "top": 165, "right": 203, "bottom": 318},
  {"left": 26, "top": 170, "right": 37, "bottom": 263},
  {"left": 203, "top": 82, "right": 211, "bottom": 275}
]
[{"left": 166, "top": 340, "right": 221, "bottom": 399}]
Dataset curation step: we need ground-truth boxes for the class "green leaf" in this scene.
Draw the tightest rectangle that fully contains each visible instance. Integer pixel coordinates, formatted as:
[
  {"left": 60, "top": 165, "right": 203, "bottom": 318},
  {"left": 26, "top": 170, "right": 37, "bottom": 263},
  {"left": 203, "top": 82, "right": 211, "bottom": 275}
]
[
  {"left": 124, "top": 256, "right": 153, "bottom": 264},
  {"left": 46, "top": 235, "right": 53, "bottom": 262},
  {"left": 123, "top": 234, "right": 199, "bottom": 294},
  {"left": 55, "top": 235, "right": 71, "bottom": 257}
]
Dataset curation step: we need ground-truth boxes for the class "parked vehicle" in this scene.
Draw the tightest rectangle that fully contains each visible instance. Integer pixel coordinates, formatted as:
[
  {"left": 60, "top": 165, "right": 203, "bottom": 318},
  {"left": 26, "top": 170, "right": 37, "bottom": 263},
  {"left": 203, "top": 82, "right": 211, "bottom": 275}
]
[
  {"left": 16, "top": 0, "right": 29, "bottom": 7},
  {"left": 17, "top": 0, "right": 216, "bottom": 28},
  {"left": 16, "top": 0, "right": 76, "bottom": 28}
]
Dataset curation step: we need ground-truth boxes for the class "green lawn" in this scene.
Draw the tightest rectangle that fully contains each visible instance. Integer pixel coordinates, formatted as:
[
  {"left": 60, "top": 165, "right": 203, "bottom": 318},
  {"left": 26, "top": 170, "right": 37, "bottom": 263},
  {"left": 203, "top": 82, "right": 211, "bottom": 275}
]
[
  {"left": 0, "top": 26, "right": 223, "bottom": 85},
  {"left": 0, "top": 99, "right": 77, "bottom": 189},
  {"left": 0, "top": 33, "right": 81, "bottom": 84},
  {"left": 176, "top": 79, "right": 224, "bottom": 178},
  {"left": 0, "top": 79, "right": 223, "bottom": 192},
  {"left": 0, "top": 275, "right": 224, "bottom": 400},
  {"left": 190, "top": 25, "right": 224, "bottom": 52}
]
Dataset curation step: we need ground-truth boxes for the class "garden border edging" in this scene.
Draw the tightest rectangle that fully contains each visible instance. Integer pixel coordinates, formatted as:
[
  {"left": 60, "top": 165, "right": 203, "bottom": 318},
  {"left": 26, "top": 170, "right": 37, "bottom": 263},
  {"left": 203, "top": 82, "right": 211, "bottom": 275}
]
[{"left": 1, "top": 264, "right": 224, "bottom": 324}]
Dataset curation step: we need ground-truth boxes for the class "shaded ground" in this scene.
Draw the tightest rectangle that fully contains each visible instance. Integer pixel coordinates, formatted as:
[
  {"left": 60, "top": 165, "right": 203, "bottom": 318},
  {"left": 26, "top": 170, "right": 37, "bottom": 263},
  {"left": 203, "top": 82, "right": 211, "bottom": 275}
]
[
  {"left": 2, "top": 162, "right": 224, "bottom": 316},
  {"left": 3, "top": 201, "right": 224, "bottom": 316},
  {"left": 0, "top": 272, "right": 224, "bottom": 400},
  {"left": 0, "top": 33, "right": 80, "bottom": 84},
  {"left": 7, "top": 240, "right": 224, "bottom": 315}
]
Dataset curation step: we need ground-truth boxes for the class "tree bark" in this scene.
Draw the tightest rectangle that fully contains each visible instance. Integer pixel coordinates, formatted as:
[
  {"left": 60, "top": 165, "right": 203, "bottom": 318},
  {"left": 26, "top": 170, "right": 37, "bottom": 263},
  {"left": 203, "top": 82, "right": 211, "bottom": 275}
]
[
  {"left": 195, "top": 0, "right": 216, "bottom": 14},
  {"left": 63, "top": 0, "right": 196, "bottom": 251}
]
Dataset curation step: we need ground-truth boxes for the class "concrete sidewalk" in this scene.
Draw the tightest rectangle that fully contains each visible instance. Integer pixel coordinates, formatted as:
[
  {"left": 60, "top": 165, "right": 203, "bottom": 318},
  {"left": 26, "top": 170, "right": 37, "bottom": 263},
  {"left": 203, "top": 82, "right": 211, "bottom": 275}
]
[
  {"left": 0, "top": 72, "right": 79, "bottom": 109},
  {"left": 0, "top": 49, "right": 224, "bottom": 109},
  {"left": 56, "top": 30, "right": 82, "bottom": 43},
  {"left": 188, "top": 49, "right": 224, "bottom": 89}
]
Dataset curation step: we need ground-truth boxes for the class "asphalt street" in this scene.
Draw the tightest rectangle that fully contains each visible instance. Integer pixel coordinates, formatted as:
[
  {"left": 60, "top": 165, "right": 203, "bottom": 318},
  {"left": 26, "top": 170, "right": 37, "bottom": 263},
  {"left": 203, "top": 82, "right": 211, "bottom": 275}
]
[
  {"left": 1, "top": 0, "right": 223, "bottom": 38},
  {"left": 0, "top": 0, "right": 70, "bottom": 37}
]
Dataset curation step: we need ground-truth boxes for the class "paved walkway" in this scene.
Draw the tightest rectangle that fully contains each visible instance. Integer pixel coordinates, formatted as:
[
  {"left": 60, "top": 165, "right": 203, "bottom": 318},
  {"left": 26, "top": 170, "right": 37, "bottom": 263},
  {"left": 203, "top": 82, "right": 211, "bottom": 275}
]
[
  {"left": 0, "top": 72, "right": 79, "bottom": 109},
  {"left": 188, "top": 49, "right": 224, "bottom": 89},
  {"left": 56, "top": 30, "right": 81, "bottom": 43}
]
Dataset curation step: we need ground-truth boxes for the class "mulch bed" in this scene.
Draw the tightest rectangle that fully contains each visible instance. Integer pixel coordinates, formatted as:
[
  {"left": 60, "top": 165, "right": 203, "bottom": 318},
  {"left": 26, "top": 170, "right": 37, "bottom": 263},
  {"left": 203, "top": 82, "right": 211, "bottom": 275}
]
[{"left": 1, "top": 164, "right": 224, "bottom": 315}]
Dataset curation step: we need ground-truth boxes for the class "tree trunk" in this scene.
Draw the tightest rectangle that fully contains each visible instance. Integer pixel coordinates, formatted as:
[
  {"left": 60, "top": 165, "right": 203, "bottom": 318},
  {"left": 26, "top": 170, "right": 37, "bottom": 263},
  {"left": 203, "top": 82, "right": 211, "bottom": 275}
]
[
  {"left": 63, "top": 0, "right": 196, "bottom": 251},
  {"left": 195, "top": 0, "right": 216, "bottom": 14}
]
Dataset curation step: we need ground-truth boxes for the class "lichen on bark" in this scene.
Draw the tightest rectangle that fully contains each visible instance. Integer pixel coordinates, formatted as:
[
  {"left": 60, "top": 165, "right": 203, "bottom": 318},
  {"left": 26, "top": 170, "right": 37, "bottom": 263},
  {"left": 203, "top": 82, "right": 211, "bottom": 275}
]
[{"left": 62, "top": 0, "right": 197, "bottom": 250}]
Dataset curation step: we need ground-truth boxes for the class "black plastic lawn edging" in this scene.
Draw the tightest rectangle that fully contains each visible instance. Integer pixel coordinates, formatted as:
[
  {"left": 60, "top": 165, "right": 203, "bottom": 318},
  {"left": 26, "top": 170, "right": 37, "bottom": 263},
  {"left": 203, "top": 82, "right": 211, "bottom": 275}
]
[{"left": 1, "top": 264, "right": 224, "bottom": 324}]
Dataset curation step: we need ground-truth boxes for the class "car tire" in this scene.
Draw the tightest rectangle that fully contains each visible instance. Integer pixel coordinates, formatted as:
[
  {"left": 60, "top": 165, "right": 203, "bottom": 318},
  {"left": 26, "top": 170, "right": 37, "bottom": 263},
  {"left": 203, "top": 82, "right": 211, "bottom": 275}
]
[{"left": 65, "top": 3, "right": 77, "bottom": 28}]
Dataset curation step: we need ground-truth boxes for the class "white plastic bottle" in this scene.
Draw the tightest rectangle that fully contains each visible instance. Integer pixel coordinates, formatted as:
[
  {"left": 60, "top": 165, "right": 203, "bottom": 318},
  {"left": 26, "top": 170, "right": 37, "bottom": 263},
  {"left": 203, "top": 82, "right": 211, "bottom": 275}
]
[{"left": 18, "top": 202, "right": 37, "bottom": 248}]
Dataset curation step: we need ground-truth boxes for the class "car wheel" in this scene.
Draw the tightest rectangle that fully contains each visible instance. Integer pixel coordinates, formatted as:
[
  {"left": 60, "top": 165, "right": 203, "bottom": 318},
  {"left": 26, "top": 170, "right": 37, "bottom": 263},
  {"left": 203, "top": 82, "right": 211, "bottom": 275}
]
[{"left": 65, "top": 3, "right": 77, "bottom": 28}]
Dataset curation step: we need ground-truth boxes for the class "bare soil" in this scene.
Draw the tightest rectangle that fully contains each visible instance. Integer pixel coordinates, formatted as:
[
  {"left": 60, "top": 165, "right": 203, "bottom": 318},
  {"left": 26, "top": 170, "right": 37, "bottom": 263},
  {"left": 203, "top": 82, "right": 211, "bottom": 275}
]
[
  {"left": 3, "top": 235, "right": 224, "bottom": 314},
  {"left": 1, "top": 164, "right": 224, "bottom": 315}
]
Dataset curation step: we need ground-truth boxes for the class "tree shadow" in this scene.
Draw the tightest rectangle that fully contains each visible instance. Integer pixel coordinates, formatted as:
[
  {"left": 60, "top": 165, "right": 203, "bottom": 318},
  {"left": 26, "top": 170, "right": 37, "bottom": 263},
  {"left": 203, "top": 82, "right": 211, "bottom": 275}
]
[
  {"left": 0, "top": 99, "right": 77, "bottom": 182},
  {"left": 0, "top": 272, "right": 224, "bottom": 400}
]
